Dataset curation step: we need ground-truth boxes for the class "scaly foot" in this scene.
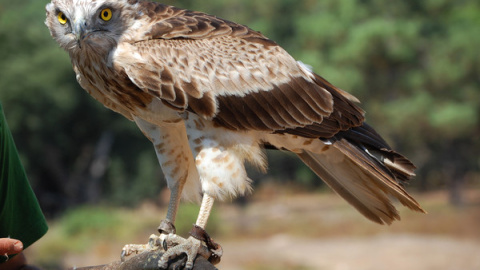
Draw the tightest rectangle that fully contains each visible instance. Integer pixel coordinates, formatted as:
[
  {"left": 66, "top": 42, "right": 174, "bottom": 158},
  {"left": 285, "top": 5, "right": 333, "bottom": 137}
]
[
  {"left": 120, "top": 233, "right": 162, "bottom": 261},
  {"left": 158, "top": 236, "right": 204, "bottom": 269},
  {"left": 121, "top": 219, "right": 175, "bottom": 261},
  {"left": 121, "top": 221, "right": 222, "bottom": 269},
  {"left": 159, "top": 226, "right": 222, "bottom": 269}
]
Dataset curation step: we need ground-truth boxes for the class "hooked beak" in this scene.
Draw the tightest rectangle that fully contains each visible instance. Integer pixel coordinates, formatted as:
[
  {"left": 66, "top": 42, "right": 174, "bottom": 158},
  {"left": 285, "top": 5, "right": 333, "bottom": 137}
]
[{"left": 73, "top": 19, "right": 87, "bottom": 44}]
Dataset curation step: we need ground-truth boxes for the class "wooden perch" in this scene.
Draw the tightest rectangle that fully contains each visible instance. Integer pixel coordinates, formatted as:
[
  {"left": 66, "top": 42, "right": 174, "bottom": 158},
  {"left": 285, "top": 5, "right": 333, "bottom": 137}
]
[{"left": 71, "top": 249, "right": 218, "bottom": 270}]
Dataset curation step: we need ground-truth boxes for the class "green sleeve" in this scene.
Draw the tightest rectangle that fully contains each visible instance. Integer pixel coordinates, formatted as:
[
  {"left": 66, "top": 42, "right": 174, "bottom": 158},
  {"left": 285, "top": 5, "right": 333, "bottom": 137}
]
[{"left": 0, "top": 103, "right": 48, "bottom": 263}]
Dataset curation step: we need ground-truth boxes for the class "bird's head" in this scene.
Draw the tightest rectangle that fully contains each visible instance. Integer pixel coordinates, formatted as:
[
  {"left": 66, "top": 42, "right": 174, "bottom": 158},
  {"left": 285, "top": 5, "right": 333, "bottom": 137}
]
[{"left": 45, "top": 0, "right": 138, "bottom": 54}]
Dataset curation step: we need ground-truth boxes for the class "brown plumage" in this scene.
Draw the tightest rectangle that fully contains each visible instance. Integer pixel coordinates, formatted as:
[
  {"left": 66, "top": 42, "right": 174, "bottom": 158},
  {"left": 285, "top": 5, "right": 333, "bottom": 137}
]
[{"left": 45, "top": 0, "right": 425, "bottom": 267}]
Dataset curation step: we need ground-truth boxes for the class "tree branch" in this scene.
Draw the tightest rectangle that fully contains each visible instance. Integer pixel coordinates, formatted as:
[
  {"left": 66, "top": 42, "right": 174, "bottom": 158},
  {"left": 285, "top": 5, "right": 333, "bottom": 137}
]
[{"left": 71, "top": 249, "right": 217, "bottom": 270}]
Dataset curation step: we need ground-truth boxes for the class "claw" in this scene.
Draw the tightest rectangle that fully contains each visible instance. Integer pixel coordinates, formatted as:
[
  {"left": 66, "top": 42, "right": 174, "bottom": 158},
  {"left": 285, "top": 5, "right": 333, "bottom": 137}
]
[
  {"left": 121, "top": 220, "right": 221, "bottom": 268},
  {"left": 189, "top": 224, "right": 223, "bottom": 265},
  {"left": 158, "top": 236, "right": 202, "bottom": 269},
  {"left": 162, "top": 237, "right": 168, "bottom": 251},
  {"left": 121, "top": 244, "right": 145, "bottom": 262},
  {"left": 156, "top": 224, "right": 223, "bottom": 268},
  {"left": 148, "top": 234, "right": 162, "bottom": 249},
  {"left": 120, "top": 249, "right": 127, "bottom": 262},
  {"left": 121, "top": 234, "right": 162, "bottom": 261}
]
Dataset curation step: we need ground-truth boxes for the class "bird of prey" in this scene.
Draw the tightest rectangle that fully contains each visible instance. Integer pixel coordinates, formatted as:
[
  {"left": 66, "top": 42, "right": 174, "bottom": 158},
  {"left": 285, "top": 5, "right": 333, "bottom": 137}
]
[{"left": 45, "top": 0, "right": 425, "bottom": 268}]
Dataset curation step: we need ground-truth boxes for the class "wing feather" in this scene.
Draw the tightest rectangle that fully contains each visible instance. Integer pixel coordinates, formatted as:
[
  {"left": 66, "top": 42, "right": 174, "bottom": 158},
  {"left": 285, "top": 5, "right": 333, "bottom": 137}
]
[
  {"left": 116, "top": 2, "right": 364, "bottom": 137},
  {"left": 256, "top": 90, "right": 299, "bottom": 127}
]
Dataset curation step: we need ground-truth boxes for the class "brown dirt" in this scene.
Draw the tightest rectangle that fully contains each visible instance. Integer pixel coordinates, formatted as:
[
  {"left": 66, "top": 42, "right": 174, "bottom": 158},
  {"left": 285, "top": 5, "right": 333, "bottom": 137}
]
[
  {"left": 26, "top": 189, "right": 480, "bottom": 269},
  {"left": 219, "top": 234, "right": 480, "bottom": 270},
  {"left": 215, "top": 189, "right": 480, "bottom": 269}
]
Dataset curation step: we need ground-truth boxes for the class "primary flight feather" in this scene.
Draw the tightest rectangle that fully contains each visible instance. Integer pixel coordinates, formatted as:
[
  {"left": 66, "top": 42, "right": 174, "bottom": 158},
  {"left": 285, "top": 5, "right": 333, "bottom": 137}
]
[{"left": 45, "top": 0, "right": 425, "bottom": 268}]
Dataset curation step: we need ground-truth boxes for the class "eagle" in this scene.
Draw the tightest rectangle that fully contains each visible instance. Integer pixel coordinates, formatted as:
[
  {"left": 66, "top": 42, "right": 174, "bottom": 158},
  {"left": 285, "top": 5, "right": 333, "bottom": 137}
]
[{"left": 45, "top": 0, "right": 425, "bottom": 268}]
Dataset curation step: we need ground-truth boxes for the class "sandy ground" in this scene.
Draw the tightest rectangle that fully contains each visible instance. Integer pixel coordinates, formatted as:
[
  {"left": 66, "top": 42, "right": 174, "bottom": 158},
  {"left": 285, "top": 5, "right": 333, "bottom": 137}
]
[
  {"left": 214, "top": 189, "right": 480, "bottom": 270},
  {"left": 26, "top": 189, "right": 480, "bottom": 269},
  {"left": 219, "top": 234, "right": 480, "bottom": 270}
]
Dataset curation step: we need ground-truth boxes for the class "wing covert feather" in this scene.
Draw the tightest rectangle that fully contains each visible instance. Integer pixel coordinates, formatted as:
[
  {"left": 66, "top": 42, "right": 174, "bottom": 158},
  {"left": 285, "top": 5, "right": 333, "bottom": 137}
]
[{"left": 116, "top": 2, "right": 364, "bottom": 138}]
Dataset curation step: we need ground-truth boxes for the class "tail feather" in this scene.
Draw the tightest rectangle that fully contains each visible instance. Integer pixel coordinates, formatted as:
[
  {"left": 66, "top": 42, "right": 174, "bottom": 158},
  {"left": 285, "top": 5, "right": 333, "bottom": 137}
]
[
  {"left": 333, "top": 123, "right": 417, "bottom": 183},
  {"left": 297, "top": 138, "right": 425, "bottom": 225}
]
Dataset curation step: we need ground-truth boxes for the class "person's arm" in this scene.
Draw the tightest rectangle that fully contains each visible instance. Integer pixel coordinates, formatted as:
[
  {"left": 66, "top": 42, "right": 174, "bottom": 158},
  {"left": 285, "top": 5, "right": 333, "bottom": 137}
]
[{"left": 0, "top": 104, "right": 48, "bottom": 269}]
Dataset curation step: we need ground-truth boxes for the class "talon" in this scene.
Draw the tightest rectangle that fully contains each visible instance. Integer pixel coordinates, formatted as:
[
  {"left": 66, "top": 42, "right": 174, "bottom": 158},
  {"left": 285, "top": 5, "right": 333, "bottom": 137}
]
[
  {"left": 162, "top": 238, "right": 168, "bottom": 251},
  {"left": 208, "top": 245, "right": 223, "bottom": 265},
  {"left": 121, "top": 244, "right": 146, "bottom": 261},
  {"left": 158, "top": 236, "right": 202, "bottom": 269},
  {"left": 120, "top": 234, "right": 164, "bottom": 262},
  {"left": 189, "top": 224, "right": 223, "bottom": 265},
  {"left": 148, "top": 234, "right": 161, "bottom": 249},
  {"left": 121, "top": 245, "right": 136, "bottom": 261},
  {"left": 120, "top": 249, "right": 126, "bottom": 262}
]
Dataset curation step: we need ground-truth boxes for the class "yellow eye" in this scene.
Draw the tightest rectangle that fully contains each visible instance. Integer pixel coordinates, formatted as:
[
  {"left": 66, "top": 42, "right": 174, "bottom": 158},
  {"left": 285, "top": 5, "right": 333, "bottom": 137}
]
[
  {"left": 57, "top": 12, "right": 68, "bottom": 25},
  {"left": 100, "top": 8, "right": 112, "bottom": 21}
]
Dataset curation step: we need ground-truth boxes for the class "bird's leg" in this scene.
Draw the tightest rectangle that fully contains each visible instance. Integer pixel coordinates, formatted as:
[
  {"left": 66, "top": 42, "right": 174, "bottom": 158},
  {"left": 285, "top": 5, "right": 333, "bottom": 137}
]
[
  {"left": 161, "top": 182, "right": 184, "bottom": 233},
  {"left": 158, "top": 193, "right": 222, "bottom": 269},
  {"left": 191, "top": 194, "right": 223, "bottom": 264},
  {"left": 196, "top": 192, "right": 214, "bottom": 228},
  {"left": 120, "top": 182, "right": 185, "bottom": 261},
  {"left": 157, "top": 182, "right": 184, "bottom": 246},
  {"left": 122, "top": 117, "right": 197, "bottom": 260}
]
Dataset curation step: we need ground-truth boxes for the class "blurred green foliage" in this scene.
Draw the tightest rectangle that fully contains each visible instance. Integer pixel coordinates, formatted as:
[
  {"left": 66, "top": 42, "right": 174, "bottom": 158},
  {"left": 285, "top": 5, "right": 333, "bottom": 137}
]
[
  {"left": 33, "top": 206, "right": 130, "bottom": 268},
  {"left": 33, "top": 204, "right": 221, "bottom": 268},
  {"left": 0, "top": 0, "right": 478, "bottom": 215}
]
